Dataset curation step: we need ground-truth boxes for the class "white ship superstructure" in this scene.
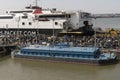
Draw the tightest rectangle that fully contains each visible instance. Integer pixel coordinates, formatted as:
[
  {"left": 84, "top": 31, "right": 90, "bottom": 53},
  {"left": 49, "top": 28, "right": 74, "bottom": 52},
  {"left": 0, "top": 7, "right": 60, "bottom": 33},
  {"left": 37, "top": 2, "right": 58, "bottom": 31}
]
[{"left": 0, "top": 1, "right": 94, "bottom": 35}]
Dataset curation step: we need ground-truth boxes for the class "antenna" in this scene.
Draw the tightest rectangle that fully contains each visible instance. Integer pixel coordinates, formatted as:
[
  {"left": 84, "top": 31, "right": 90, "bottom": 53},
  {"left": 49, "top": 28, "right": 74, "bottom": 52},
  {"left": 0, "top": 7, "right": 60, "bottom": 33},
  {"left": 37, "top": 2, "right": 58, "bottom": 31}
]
[
  {"left": 35, "top": 0, "right": 40, "bottom": 6},
  {"left": 94, "top": 18, "right": 97, "bottom": 48},
  {"left": 52, "top": 19, "right": 55, "bottom": 46},
  {"left": 35, "top": 0, "right": 38, "bottom": 6}
]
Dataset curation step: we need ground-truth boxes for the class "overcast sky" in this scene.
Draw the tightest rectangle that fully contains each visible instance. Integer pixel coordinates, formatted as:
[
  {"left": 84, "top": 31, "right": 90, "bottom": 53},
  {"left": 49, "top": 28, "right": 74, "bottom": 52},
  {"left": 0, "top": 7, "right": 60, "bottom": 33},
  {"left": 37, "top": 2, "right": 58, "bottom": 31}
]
[{"left": 0, "top": 0, "right": 119, "bottom": 14}]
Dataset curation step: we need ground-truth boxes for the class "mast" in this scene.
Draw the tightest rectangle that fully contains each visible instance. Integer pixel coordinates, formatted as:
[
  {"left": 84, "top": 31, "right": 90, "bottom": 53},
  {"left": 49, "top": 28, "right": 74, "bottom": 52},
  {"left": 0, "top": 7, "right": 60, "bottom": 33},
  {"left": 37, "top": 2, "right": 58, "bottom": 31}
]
[
  {"left": 52, "top": 19, "right": 55, "bottom": 46},
  {"left": 94, "top": 18, "right": 97, "bottom": 48},
  {"left": 35, "top": 0, "right": 38, "bottom": 6}
]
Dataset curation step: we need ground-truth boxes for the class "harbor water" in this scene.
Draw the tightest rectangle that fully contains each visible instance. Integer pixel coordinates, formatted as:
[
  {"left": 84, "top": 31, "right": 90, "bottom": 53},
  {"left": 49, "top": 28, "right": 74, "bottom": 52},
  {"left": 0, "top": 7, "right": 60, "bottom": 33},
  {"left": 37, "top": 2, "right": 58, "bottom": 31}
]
[
  {"left": 93, "top": 17, "right": 120, "bottom": 29},
  {"left": 0, "top": 18, "right": 120, "bottom": 80},
  {"left": 0, "top": 57, "right": 120, "bottom": 80}
]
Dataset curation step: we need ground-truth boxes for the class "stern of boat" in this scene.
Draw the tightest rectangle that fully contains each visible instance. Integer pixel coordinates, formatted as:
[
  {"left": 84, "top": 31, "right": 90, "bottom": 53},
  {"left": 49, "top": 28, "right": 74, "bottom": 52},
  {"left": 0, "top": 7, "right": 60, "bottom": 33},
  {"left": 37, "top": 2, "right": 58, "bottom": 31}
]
[{"left": 98, "top": 53, "right": 118, "bottom": 65}]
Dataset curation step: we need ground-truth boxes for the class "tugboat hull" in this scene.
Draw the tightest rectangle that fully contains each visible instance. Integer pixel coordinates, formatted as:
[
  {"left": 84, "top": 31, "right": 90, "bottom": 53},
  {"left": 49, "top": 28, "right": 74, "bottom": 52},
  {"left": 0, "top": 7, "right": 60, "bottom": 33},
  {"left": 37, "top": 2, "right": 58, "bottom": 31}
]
[{"left": 12, "top": 54, "right": 117, "bottom": 65}]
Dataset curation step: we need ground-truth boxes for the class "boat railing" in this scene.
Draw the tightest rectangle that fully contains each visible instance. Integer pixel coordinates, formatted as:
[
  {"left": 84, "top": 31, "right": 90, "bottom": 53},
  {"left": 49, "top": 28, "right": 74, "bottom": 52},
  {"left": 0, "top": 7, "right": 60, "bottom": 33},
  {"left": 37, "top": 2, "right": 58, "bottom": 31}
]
[
  {"left": 99, "top": 52, "right": 116, "bottom": 60},
  {"left": 54, "top": 43, "right": 70, "bottom": 48}
]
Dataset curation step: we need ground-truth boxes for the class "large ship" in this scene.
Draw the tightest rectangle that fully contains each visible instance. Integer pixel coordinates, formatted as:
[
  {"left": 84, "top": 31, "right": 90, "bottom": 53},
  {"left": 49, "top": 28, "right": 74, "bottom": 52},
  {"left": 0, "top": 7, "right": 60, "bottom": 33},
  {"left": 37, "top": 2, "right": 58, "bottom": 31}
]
[{"left": 0, "top": 0, "right": 94, "bottom": 36}]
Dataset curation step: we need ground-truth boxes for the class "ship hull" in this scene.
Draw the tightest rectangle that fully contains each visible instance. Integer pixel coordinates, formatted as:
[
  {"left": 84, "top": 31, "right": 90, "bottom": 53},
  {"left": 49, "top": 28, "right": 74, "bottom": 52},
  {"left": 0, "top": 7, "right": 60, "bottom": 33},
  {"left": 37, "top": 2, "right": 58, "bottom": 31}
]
[
  {"left": 0, "top": 28, "right": 62, "bottom": 35},
  {"left": 11, "top": 45, "right": 118, "bottom": 65},
  {"left": 12, "top": 54, "right": 117, "bottom": 65},
  {"left": 0, "top": 28, "right": 95, "bottom": 36},
  {"left": 98, "top": 57, "right": 118, "bottom": 65}
]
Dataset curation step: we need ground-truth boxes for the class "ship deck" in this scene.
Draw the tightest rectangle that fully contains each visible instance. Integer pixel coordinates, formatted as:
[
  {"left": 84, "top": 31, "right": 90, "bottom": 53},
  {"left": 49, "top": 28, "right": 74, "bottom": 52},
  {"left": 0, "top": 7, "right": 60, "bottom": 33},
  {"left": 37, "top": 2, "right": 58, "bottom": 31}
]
[{"left": 21, "top": 45, "right": 99, "bottom": 54}]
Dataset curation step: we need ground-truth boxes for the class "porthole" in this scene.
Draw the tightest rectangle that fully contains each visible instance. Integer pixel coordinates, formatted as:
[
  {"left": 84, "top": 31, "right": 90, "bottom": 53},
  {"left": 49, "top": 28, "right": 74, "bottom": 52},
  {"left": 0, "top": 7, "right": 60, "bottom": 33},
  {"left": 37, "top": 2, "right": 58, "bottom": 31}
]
[
  {"left": 29, "top": 22, "right": 32, "bottom": 25},
  {"left": 55, "top": 22, "right": 58, "bottom": 25},
  {"left": 22, "top": 22, "right": 25, "bottom": 25}
]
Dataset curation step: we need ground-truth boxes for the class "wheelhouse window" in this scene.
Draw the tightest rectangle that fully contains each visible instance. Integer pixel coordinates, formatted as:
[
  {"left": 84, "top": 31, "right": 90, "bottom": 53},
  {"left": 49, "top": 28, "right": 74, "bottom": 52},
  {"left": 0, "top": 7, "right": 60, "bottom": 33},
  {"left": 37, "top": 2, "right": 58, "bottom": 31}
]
[
  {"left": 0, "top": 16, "right": 13, "bottom": 19},
  {"left": 66, "top": 14, "right": 71, "bottom": 18},
  {"left": 81, "top": 13, "right": 91, "bottom": 18},
  {"left": 22, "top": 16, "right": 28, "bottom": 19},
  {"left": 39, "top": 14, "right": 66, "bottom": 18},
  {"left": 10, "top": 10, "right": 32, "bottom": 13}
]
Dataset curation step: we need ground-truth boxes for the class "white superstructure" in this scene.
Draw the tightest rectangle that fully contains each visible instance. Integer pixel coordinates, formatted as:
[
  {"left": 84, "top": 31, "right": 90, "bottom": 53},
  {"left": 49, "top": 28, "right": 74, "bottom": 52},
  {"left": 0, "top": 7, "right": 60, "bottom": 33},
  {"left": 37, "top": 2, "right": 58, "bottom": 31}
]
[{"left": 0, "top": 1, "right": 94, "bottom": 35}]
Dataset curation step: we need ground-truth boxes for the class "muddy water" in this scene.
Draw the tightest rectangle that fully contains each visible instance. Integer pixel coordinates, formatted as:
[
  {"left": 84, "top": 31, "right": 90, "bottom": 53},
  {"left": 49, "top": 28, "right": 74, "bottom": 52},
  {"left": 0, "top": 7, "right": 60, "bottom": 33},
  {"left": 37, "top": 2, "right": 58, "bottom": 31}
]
[{"left": 0, "top": 57, "right": 120, "bottom": 80}]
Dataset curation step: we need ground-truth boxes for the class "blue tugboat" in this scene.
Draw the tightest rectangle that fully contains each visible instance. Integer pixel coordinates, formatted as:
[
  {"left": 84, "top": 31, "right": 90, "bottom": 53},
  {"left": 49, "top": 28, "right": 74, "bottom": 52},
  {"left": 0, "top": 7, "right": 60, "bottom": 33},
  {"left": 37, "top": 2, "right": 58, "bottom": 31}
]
[{"left": 11, "top": 43, "right": 117, "bottom": 65}]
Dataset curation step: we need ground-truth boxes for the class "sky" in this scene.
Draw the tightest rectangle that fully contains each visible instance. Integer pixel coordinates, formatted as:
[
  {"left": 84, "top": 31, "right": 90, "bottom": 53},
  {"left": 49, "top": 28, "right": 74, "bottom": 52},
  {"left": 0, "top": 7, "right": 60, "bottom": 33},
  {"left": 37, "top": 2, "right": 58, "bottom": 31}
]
[{"left": 0, "top": 0, "right": 120, "bottom": 14}]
